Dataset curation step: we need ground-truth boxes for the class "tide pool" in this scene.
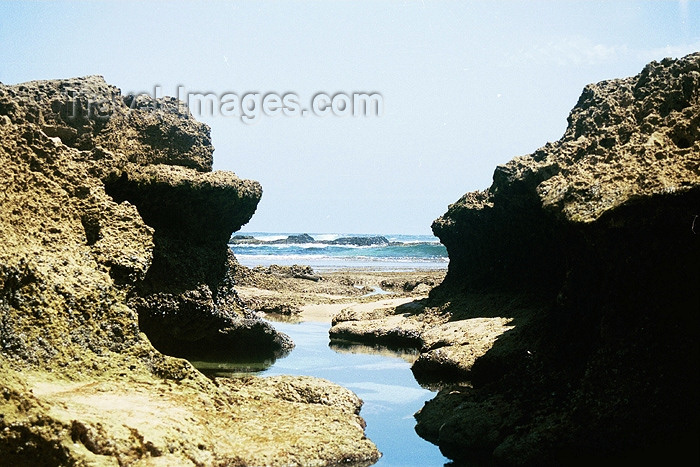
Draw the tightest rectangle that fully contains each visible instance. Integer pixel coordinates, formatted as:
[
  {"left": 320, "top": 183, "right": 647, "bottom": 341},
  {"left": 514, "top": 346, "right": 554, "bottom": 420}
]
[{"left": 261, "top": 320, "right": 450, "bottom": 467}]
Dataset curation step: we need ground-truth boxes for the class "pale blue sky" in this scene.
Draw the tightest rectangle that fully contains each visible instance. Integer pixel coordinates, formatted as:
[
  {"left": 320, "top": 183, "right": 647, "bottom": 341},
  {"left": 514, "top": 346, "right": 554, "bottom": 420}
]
[{"left": 1, "top": 1, "right": 698, "bottom": 234}]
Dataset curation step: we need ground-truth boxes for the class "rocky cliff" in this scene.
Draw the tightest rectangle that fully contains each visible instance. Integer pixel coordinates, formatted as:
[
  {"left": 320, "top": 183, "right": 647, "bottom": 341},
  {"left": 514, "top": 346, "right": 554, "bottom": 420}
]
[
  {"left": 0, "top": 75, "right": 291, "bottom": 361},
  {"left": 418, "top": 53, "right": 699, "bottom": 464},
  {"left": 0, "top": 76, "right": 378, "bottom": 465}
]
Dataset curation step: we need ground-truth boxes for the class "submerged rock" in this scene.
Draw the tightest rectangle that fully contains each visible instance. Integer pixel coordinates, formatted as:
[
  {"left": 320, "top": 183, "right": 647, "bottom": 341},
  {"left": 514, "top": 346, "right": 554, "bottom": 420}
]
[
  {"left": 0, "top": 76, "right": 377, "bottom": 465},
  {"left": 419, "top": 53, "right": 700, "bottom": 464}
]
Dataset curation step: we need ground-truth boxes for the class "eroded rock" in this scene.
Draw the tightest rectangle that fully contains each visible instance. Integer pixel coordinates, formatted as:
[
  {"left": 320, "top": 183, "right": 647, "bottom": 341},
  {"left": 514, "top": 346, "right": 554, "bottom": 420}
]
[
  {"left": 0, "top": 76, "right": 377, "bottom": 465},
  {"left": 420, "top": 54, "right": 700, "bottom": 464}
]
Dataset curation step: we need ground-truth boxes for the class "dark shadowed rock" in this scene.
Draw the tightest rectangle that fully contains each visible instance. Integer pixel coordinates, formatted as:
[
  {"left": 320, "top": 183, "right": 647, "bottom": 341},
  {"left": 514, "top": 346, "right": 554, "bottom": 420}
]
[
  {"left": 102, "top": 163, "right": 292, "bottom": 359},
  {"left": 418, "top": 53, "right": 700, "bottom": 465}
]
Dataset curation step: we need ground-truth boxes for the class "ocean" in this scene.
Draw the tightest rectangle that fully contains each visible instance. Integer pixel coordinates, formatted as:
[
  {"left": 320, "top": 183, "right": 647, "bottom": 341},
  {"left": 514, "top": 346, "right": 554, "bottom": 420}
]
[{"left": 229, "top": 232, "right": 449, "bottom": 271}]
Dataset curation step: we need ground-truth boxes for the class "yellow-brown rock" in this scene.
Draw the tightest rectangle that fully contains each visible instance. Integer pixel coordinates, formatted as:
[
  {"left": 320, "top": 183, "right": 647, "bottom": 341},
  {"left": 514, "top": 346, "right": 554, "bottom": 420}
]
[{"left": 0, "top": 76, "right": 378, "bottom": 466}]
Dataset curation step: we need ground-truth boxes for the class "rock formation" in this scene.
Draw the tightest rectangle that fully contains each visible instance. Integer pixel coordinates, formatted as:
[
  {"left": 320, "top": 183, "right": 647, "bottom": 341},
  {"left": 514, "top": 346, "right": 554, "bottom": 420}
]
[
  {"left": 105, "top": 165, "right": 291, "bottom": 359},
  {"left": 421, "top": 53, "right": 700, "bottom": 464},
  {"left": 0, "top": 75, "right": 291, "bottom": 361},
  {"left": 331, "top": 53, "right": 699, "bottom": 465},
  {"left": 0, "top": 76, "right": 378, "bottom": 465}
]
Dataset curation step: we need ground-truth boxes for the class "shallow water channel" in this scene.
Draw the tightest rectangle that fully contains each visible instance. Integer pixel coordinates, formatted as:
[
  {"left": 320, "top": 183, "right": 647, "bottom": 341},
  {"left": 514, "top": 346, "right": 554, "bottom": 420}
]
[{"left": 194, "top": 319, "right": 450, "bottom": 466}]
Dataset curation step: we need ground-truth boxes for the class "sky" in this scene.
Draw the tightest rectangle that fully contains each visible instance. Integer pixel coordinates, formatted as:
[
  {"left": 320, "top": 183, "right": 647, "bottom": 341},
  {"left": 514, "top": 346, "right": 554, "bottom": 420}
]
[{"left": 1, "top": 1, "right": 698, "bottom": 235}]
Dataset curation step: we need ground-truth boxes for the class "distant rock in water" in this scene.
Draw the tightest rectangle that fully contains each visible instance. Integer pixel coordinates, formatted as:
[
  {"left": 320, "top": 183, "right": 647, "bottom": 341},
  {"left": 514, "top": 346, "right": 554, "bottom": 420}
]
[
  {"left": 327, "top": 235, "right": 389, "bottom": 246},
  {"left": 229, "top": 233, "right": 390, "bottom": 246},
  {"left": 229, "top": 233, "right": 315, "bottom": 244},
  {"left": 417, "top": 53, "right": 700, "bottom": 464},
  {"left": 282, "top": 233, "right": 316, "bottom": 243},
  {"left": 229, "top": 234, "right": 260, "bottom": 244}
]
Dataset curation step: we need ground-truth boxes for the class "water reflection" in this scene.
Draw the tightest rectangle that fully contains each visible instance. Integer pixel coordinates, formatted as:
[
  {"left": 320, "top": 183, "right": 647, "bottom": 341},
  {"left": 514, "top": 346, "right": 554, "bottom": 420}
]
[
  {"left": 189, "top": 357, "right": 277, "bottom": 378},
  {"left": 261, "top": 311, "right": 305, "bottom": 324},
  {"left": 330, "top": 338, "right": 421, "bottom": 364}
]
